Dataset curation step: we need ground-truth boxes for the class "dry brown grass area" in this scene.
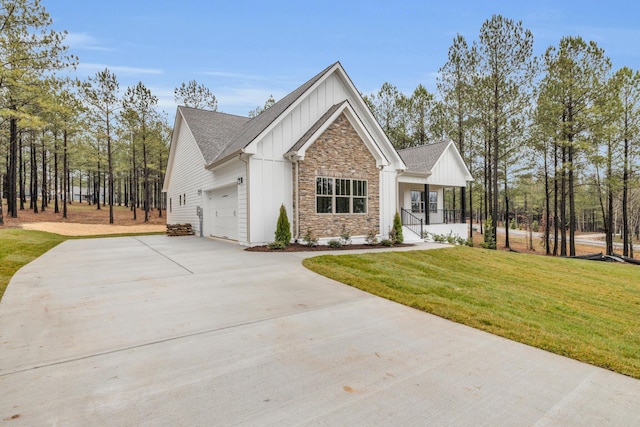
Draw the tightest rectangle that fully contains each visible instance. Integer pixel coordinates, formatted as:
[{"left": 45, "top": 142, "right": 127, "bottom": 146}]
[{"left": 1, "top": 200, "right": 166, "bottom": 236}]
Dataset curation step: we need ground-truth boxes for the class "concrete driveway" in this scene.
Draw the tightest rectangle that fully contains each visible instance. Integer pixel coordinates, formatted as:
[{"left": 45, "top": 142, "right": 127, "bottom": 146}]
[{"left": 1, "top": 236, "right": 639, "bottom": 426}]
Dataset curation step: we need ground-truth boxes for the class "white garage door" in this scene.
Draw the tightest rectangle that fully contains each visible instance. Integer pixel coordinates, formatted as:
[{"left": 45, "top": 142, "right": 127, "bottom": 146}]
[{"left": 210, "top": 186, "right": 238, "bottom": 240}]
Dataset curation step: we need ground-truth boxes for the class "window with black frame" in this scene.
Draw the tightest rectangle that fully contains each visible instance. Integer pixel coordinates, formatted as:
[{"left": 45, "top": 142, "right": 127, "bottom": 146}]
[{"left": 316, "top": 177, "right": 367, "bottom": 214}]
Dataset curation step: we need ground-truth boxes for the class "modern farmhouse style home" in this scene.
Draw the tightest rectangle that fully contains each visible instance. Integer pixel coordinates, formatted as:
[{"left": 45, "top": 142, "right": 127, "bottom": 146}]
[{"left": 163, "top": 62, "right": 472, "bottom": 245}]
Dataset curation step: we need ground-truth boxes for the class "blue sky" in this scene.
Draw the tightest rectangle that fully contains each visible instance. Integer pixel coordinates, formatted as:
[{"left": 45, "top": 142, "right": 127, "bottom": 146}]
[{"left": 48, "top": 0, "right": 640, "bottom": 118}]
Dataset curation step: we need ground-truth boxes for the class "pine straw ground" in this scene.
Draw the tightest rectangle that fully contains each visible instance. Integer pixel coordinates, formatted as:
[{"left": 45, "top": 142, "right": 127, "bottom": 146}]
[{"left": 0, "top": 200, "right": 166, "bottom": 235}]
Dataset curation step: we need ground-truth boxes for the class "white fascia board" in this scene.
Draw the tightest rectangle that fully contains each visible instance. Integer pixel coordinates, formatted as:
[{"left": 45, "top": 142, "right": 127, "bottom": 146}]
[
  {"left": 244, "top": 63, "right": 342, "bottom": 156},
  {"left": 333, "top": 65, "right": 407, "bottom": 171},
  {"left": 162, "top": 109, "right": 183, "bottom": 192}
]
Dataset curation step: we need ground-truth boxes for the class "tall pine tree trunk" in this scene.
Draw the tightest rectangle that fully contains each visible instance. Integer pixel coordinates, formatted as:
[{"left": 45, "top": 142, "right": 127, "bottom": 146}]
[
  {"left": 543, "top": 143, "right": 551, "bottom": 255},
  {"left": 63, "top": 129, "right": 68, "bottom": 218},
  {"left": 41, "top": 131, "right": 47, "bottom": 212},
  {"left": 8, "top": 116, "right": 18, "bottom": 218},
  {"left": 560, "top": 144, "right": 567, "bottom": 256},
  {"left": 623, "top": 136, "right": 629, "bottom": 256},
  {"left": 568, "top": 143, "right": 576, "bottom": 256}
]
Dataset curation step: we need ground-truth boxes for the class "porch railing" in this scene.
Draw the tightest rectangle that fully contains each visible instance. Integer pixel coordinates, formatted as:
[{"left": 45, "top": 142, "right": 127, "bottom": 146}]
[
  {"left": 409, "top": 209, "right": 464, "bottom": 225},
  {"left": 423, "top": 209, "right": 464, "bottom": 225},
  {"left": 401, "top": 208, "right": 423, "bottom": 237}
]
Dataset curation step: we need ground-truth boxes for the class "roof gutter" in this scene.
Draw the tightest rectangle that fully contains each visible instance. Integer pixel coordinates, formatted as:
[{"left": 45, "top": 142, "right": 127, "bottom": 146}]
[{"left": 206, "top": 148, "right": 245, "bottom": 171}]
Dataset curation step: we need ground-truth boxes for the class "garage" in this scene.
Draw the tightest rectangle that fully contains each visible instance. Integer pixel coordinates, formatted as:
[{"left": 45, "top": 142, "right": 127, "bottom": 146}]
[{"left": 208, "top": 186, "right": 238, "bottom": 240}]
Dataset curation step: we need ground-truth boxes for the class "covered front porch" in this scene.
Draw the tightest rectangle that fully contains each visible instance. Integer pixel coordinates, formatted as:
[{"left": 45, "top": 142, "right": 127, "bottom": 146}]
[
  {"left": 398, "top": 181, "right": 467, "bottom": 239},
  {"left": 396, "top": 140, "right": 474, "bottom": 240}
]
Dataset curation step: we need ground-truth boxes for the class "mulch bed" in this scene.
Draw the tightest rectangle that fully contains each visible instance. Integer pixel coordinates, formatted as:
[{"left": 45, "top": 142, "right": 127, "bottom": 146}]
[{"left": 245, "top": 242, "right": 414, "bottom": 252}]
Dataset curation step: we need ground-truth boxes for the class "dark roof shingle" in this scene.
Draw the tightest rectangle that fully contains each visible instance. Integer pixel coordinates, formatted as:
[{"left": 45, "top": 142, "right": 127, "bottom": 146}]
[
  {"left": 178, "top": 106, "right": 249, "bottom": 164},
  {"left": 397, "top": 140, "right": 450, "bottom": 173}
]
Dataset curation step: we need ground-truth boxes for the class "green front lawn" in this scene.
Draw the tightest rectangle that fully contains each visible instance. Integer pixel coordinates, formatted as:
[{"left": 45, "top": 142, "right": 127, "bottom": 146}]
[
  {"left": 303, "top": 246, "right": 640, "bottom": 379},
  {"left": 0, "top": 229, "right": 67, "bottom": 300}
]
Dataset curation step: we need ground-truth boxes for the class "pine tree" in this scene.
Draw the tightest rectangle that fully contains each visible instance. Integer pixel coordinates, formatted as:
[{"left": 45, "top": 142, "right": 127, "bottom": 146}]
[
  {"left": 393, "top": 211, "right": 404, "bottom": 244},
  {"left": 274, "top": 204, "right": 291, "bottom": 245},
  {"left": 174, "top": 80, "right": 218, "bottom": 110},
  {"left": 0, "top": 0, "right": 76, "bottom": 218}
]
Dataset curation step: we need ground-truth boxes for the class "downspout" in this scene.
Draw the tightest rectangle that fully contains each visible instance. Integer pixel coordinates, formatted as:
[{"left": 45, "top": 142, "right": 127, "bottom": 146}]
[
  {"left": 394, "top": 168, "right": 404, "bottom": 238},
  {"left": 239, "top": 152, "right": 250, "bottom": 244},
  {"left": 295, "top": 159, "right": 300, "bottom": 242}
]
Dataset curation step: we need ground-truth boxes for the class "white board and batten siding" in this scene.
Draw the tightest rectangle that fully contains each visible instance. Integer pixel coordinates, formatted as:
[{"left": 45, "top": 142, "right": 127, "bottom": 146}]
[
  {"left": 380, "top": 168, "right": 398, "bottom": 238},
  {"left": 426, "top": 148, "right": 470, "bottom": 187},
  {"left": 166, "top": 120, "right": 217, "bottom": 236},
  {"left": 247, "top": 73, "right": 350, "bottom": 245}
]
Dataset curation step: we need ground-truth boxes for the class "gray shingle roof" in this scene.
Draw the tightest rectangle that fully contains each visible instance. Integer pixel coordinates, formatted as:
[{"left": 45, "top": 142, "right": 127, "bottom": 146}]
[
  {"left": 397, "top": 140, "right": 450, "bottom": 173},
  {"left": 286, "top": 100, "right": 347, "bottom": 155},
  {"left": 178, "top": 106, "right": 250, "bottom": 164},
  {"left": 210, "top": 61, "right": 340, "bottom": 166}
]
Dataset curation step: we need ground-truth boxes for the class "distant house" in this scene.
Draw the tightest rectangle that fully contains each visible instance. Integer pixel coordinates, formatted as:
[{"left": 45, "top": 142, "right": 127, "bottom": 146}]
[{"left": 163, "top": 62, "right": 472, "bottom": 245}]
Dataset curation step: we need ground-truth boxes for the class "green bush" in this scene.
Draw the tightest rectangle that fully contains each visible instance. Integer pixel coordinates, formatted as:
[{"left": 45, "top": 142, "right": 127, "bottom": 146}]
[
  {"left": 392, "top": 212, "right": 404, "bottom": 244},
  {"left": 302, "top": 228, "right": 318, "bottom": 247},
  {"left": 481, "top": 216, "right": 496, "bottom": 249},
  {"left": 532, "top": 220, "right": 539, "bottom": 233},
  {"left": 274, "top": 204, "right": 291, "bottom": 245},
  {"left": 380, "top": 238, "right": 393, "bottom": 247},
  {"left": 340, "top": 225, "right": 352, "bottom": 246},
  {"left": 433, "top": 233, "right": 447, "bottom": 243},
  {"left": 268, "top": 240, "right": 287, "bottom": 250},
  {"left": 365, "top": 229, "right": 378, "bottom": 245},
  {"left": 446, "top": 232, "right": 456, "bottom": 244},
  {"left": 328, "top": 239, "right": 342, "bottom": 248}
]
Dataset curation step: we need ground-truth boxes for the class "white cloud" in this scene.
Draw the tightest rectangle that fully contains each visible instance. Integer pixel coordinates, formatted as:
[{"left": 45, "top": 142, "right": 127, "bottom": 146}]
[
  {"left": 65, "top": 32, "right": 113, "bottom": 52},
  {"left": 77, "top": 63, "right": 163, "bottom": 76},
  {"left": 216, "top": 87, "right": 287, "bottom": 115}
]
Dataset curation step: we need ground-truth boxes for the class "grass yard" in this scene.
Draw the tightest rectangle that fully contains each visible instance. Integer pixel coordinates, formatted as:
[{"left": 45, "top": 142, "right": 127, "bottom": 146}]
[
  {"left": 0, "top": 229, "right": 67, "bottom": 300},
  {"left": 303, "top": 246, "right": 640, "bottom": 379}
]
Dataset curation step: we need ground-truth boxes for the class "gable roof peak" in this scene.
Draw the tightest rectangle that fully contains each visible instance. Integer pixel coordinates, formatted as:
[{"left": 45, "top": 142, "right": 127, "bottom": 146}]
[{"left": 209, "top": 61, "right": 341, "bottom": 166}]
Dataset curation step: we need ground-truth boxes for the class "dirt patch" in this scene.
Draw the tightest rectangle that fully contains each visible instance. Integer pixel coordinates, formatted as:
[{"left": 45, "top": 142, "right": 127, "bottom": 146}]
[
  {"left": 1, "top": 201, "right": 166, "bottom": 236},
  {"left": 19, "top": 222, "right": 165, "bottom": 236}
]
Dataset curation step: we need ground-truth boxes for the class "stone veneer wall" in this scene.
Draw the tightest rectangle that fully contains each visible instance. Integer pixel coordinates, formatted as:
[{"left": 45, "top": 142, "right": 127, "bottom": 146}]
[{"left": 294, "top": 113, "right": 379, "bottom": 240}]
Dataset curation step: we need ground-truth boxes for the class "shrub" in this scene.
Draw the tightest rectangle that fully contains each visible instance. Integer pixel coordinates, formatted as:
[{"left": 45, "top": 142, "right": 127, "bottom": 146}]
[
  {"left": 510, "top": 219, "right": 517, "bottom": 229},
  {"left": 392, "top": 211, "right": 404, "bottom": 244},
  {"left": 302, "top": 228, "right": 318, "bottom": 247},
  {"left": 365, "top": 229, "right": 378, "bottom": 245},
  {"left": 532, "top": 220, "right": 539, "bottom": 233},
  {"left": 267, "top": 240, "right": 286, "bottom": 250},
  {"left": 380, "top": 238, "right": 393, "bottom": 247},
  {"left": 432, "top": 233, "right": 447, "bottom": 243},
  {"left": 446, "top": 232, "right": 456, "bottom": 244},
  {"left": 274, "top": 204, "right": 291, "bottom": 245},
  {"left": 388, "top": 227, "right": 397, "bottom": 243},
  {"left": 340, "top": 225, "right": 352, "bottom": 246},
  {"left": 481, "top": 216, "right": 496, "bottom": 249},
  {"left": 328, "top": 239, "right": 342, "bottom": 248}
]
